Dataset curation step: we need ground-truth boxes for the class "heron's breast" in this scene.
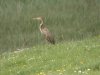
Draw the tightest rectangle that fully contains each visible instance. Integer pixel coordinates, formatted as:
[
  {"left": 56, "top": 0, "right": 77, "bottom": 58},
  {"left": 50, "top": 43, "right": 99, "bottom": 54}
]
[{"left": 40, "top": 28, "right": 50, "bottom": 35}]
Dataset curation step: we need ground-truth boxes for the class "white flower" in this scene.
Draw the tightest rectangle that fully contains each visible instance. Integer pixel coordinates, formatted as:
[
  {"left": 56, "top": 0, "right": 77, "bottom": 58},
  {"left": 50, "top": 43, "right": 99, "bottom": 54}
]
[{"left": 78, "top": 70, "right": 82, "bottom": 73}]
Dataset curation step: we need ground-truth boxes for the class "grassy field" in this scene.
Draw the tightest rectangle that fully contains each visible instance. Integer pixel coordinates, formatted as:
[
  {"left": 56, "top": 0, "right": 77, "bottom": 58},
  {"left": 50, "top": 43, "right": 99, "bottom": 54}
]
[
  {"left": 0, "top": 0, "right": 100, "bottom": 75},
  {"left": 0, "top": 0, "right": 100, "bottom": 52},
  {"left": 0, "top": 36, "right": 100, "bottom": 75}
]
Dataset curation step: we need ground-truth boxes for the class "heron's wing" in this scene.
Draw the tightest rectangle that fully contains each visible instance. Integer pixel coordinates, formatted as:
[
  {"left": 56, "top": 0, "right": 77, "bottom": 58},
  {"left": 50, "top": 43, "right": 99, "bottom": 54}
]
[
  {"left": 41, "top": 27, "right": 51, "bottom": 35},
  {"left": 43, "top": 28, "right": 55, "bottom": 44},
  {"left": 41, "top": 27, "right": 55, "bottom": 44}
]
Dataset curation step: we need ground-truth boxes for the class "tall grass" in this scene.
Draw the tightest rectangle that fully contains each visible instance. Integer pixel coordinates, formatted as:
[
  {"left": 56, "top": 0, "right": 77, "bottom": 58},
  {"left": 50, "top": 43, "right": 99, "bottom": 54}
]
[{"left": 0, "top": 0, "right": 100, "bottom": 52}]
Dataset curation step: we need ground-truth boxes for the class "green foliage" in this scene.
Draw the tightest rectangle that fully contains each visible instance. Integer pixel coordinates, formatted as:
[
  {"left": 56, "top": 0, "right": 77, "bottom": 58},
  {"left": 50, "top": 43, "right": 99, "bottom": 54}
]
[
  {"left": 0, "top": 0, "right": 100, "bottom": 52},
  {"left": 0, "top": 37, "right": 100, "bottom": 75}
]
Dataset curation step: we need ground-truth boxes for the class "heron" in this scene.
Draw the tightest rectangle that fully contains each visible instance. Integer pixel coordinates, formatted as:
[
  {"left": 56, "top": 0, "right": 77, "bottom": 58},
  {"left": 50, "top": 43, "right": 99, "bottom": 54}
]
[{"left": 32, "top": 17, "right": 55, "bottom": 44}]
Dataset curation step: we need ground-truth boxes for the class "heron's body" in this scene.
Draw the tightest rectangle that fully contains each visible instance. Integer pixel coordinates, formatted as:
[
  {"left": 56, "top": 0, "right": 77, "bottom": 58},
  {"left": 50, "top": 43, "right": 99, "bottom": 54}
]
[{"left": 33, "top": 17, "right": 55, "bottom": 44}]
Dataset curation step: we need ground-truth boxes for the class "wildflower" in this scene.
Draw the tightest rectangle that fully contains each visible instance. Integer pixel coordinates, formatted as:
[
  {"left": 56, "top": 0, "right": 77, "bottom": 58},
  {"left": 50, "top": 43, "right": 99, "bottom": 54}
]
[
  {"left": 59, "top": 72, "right": 63, "bottom": 75},
  {"left": 39, "top": 72, "right": 46, "bottom": 75},
  {"left": 87, "top": 68, "right": 91, "bottom": 71},
  {"left": 56, "top": 70, "right": 61, "bottom": 72},
  {"left": 62, "top": 69, "right": 66, "bottom": 72},
  {"left": 74, "top": 70, "right": 77, "bottom": 72},
  {"left": 78, "top": 70, "right": 82, "bottom": 73}
]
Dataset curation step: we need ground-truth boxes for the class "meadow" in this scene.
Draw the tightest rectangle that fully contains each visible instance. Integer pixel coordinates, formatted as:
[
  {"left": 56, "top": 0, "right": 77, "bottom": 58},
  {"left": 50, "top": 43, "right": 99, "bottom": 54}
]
[
  {"left": 0, "top": 36, "right": 100, "bottom": 75},
  {"left": 0, "top": 0, "right": 100, "bottom": 75}
]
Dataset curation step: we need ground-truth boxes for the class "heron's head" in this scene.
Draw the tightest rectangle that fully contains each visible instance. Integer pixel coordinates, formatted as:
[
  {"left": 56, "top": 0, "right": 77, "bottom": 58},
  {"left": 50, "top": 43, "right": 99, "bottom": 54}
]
[
  {"left": 32, "top": 17, "right": 43, "bottom": 21},
  {"left": 32, "top": 16, "right": 43, "bottom": 25}
]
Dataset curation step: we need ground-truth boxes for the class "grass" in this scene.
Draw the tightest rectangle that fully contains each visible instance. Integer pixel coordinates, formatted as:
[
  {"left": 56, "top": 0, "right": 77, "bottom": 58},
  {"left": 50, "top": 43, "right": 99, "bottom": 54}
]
[
  {"left": 0, "top": 0, "right": 100, "bottom": 52},
  {"left": 0, "top": 36, "right": 100, "bottom": 75},
  {"left": 0, "top": 0, "right": 100, "bottom": 74}
]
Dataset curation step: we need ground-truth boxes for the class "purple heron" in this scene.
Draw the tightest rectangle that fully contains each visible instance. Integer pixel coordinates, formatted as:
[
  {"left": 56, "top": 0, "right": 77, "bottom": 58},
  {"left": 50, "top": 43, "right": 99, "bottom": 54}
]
[{"left": 32, "top": 17, "right": 55, "bottom": 44}]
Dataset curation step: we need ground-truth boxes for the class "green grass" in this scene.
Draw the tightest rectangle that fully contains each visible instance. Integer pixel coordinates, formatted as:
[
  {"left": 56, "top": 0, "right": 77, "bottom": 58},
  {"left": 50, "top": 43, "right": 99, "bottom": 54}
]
[
  {"left": 0, "top": 36, "right": 100, "bottom": 75},
  {"left": 0, "top": 0, "right": 100, "bottom": 74},
  {"left": 0, "top": 0, "right": 100, "bottom": 52}
]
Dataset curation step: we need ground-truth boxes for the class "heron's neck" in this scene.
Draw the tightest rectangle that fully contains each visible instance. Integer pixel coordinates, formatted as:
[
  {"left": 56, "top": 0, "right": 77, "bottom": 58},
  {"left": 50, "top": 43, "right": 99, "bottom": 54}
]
[
  {"left": 40, "top": 19, "right": 43, "bottom": 26},
  {"left": 40, "top": 19, "right": 44, "bottom": 28}
]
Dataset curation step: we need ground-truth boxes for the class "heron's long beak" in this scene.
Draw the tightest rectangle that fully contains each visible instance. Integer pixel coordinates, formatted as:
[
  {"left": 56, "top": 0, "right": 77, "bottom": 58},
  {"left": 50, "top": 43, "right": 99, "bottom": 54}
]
[{"left": 32, "top": 17, "right": 37, "bottom": 20}]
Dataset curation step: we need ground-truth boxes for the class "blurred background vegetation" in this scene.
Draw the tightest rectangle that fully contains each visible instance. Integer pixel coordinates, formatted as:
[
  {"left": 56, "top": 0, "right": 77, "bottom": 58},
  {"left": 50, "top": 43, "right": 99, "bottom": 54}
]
[{"left": 0, "top": 0, "right": 100, "bottom": 52}]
